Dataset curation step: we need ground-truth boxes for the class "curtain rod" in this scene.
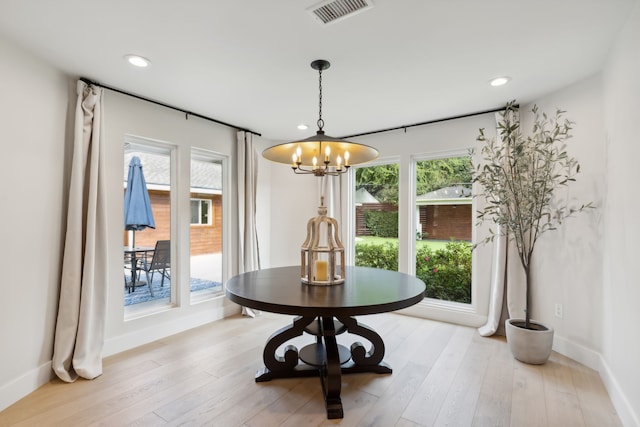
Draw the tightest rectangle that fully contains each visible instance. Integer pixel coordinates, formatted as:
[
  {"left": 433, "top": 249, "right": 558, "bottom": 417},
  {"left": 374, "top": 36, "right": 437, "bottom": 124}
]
[
  {"left": 80, "top": 77, "right": 262, "bottom": 137},
  {"left": 340, "top": 105, "right": 509, "bottom": 139}
]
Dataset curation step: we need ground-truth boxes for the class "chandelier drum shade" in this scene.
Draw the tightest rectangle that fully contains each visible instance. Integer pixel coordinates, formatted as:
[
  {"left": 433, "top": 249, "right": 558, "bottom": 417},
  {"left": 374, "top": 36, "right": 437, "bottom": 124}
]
[{"left": 262, "top": 59, "right": 379, "bottom": 177}]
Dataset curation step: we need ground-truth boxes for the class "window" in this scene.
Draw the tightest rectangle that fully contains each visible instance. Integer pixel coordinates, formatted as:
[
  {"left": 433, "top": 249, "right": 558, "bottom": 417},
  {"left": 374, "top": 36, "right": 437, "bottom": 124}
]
[
  {"left": 190, "top": 199, "right": 212, "bottom": 225},
  {"left": 189, "top": 151, "right": 224, "bottom": 301},
  {"left": 123, "top": 141, "right": 174, "bottom": 311},
  {"left": 414, "top": 155, "right": 473, "bottom": 304},
  {"left": 121, "top": 139, "right": 227, "bottom": 314},
  {"left": 350, "top": 155, "right": 473, "bottom": 304},
  {"left": 353, "top": 162, "right": 400, "bottom": 272},
  {"left": 344, "top": 116, "right": 495, "bottom": 326}
]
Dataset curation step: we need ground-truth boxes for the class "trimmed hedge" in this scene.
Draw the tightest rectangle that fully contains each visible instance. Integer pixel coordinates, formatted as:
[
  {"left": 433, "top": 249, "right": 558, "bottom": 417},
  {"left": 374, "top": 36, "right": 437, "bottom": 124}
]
[
  {"left": 355, "top": 241, "right": 399, "bottom": 271},
  {"left": 355, "top": 240, "right": 471, "bottom": 303},
  {"left": 364, "top": 211, "right": 398, "bottom": 238}
]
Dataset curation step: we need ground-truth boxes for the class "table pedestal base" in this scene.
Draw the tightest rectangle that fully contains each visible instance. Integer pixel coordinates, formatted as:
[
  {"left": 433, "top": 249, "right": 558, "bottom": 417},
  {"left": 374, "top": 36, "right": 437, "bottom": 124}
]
[{"left": 255, "top": 315, "right": 391, "bottom": 419}]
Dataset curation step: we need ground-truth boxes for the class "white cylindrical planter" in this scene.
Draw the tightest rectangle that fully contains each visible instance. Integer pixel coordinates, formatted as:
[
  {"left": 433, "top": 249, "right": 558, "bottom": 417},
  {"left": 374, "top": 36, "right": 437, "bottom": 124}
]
[{"left": 505, "top": 319, "right": 554, "bottom": 365}]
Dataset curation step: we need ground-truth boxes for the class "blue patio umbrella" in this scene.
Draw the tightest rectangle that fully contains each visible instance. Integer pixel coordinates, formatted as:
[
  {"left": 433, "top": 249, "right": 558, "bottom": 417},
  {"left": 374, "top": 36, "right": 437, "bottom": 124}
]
[{"left": 124, "top": 156, "right": 155, "bottom": 247}]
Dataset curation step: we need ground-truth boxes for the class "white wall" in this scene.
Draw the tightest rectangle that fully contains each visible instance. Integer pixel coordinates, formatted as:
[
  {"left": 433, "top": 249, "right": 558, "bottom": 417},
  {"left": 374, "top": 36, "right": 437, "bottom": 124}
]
[
  {"left": 0, "top": 34, "right": 71, "bottom": 409},
  {"left": 256, "top": 140, "right": 320, "bottom": 268},
  {"left": 519, "top": 75, "right": 606, "bottom": 367},
  {"left": 601, "top": 1, "right": 640, "bottom": 425}
]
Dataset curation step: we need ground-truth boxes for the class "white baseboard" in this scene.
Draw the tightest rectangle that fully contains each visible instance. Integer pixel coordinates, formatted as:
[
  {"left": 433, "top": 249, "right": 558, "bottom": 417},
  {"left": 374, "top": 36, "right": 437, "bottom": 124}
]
[
  {"left": 0, "top": 361, "right": 54, "bottom": 412},
  {"left": 553, "top": 334, "right": 639, "bottom": 427},
  {"left": 398, "top": 300, "right": 487, "bottom": 327},
  {"left": 598, "top": 355, "right": 640, "bottom": 427},
  {"left": 103, "top": 303, "right": 240, "bottom": 357},
  {"left": 552, "top": 334, "right": 601, "bottom": 371}
]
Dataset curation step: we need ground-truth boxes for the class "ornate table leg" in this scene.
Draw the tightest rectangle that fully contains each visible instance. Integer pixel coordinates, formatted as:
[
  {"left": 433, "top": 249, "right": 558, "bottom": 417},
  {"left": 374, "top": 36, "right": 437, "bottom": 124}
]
[
  {"left": 319, "top": 316, "right": 344, "bottom": 419},
  {"left": 336, "top": 316, "right": 392, "bottom": 374},
  {"left": 255, "top": 316, "right": 316, "bottom": 382}
]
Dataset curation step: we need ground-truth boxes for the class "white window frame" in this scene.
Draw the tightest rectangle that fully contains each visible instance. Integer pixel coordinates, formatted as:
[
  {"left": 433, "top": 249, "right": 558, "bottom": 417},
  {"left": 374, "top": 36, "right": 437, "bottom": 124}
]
[
  {"left": 345, "top": 156, "right": 401, "bottom": 267},
  {"left": 190, "top": 198, "right": 212, "bottom": 226},
  {"left": 189, "top": 148, "right": 227, "bottom": 303},
  {"left": 405, "top": 149, "right": 484, "bottom": 326},
  {"left": 345, "top": 149, "right": 487, "bottom": 327},
  {"left": 123, "top": 135, "right": 178, "bottom": 318}
]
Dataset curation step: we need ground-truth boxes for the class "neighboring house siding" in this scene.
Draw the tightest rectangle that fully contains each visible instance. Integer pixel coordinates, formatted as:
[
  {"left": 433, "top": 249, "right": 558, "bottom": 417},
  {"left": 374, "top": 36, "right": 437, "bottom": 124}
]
[
  {"left": 356, "top": 203, "right": 471, "bottom": 241},
  {"left": 190, "top": 192, "right": 223, "bottom": 255},
  {"left": 420, "top": 204, "right": 471, "bottom": 241},
  {"left": 124, "top": 190, "right": 223, "bottom": 254}
]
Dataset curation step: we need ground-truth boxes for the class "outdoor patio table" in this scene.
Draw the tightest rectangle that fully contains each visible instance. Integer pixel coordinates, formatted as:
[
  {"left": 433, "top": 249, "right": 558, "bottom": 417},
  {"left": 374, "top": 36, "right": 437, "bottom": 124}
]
[
  {"left": 225, "top": 265, "right": 425, "bottom": 419},
  {"left": 124, "top": 246, "right": 154, "bottom": 292}
]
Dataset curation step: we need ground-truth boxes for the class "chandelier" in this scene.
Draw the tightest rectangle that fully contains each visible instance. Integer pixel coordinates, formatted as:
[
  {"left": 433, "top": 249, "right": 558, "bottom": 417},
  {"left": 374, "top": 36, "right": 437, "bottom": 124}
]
[{"left": 262, "top": 59, "right": 379, "bottom": 176}]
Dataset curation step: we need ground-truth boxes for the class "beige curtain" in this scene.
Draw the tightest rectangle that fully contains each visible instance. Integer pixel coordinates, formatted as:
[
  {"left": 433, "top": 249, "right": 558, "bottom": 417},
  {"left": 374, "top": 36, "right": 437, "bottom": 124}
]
[
  {"left": 477, "top": 224, "right": 508, "bottom": 336},
  {"left": 477, "top": 109, "right": 518, "bottom": 337},
  {"left": 52, "top": 80, "right": 108, "bottom": 381},
  {"left": 237, "top": 131, "right": 261, "bottom": 317}
]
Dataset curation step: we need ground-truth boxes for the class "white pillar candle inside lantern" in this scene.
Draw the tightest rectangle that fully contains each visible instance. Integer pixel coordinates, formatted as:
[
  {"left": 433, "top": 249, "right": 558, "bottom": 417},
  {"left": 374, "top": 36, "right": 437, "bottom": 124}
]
[{"left": 301, "top": 197, "right": 345, "bottom": 285}]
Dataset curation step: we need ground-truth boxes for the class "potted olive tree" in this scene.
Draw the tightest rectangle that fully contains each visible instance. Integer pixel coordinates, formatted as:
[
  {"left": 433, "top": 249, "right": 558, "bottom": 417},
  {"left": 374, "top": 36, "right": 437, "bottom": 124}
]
[{"left": 473, "top": 101, "right": 592, "bottom": 364}]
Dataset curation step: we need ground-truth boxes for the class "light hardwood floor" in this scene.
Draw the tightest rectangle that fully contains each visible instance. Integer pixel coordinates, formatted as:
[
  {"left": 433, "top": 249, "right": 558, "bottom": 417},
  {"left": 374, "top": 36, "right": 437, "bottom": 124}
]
[{"left": 0, "top": 312, "right": 622, "bottom": 427}]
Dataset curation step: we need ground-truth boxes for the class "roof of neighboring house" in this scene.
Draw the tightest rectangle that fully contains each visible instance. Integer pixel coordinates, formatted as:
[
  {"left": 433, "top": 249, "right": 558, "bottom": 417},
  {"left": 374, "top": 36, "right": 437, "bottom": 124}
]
[
  {"left": 124, "top": 151, "right": 222, "bottom": 192},
  {"left": 416, "top": 185, "right": 472, "bottom": 205},
  {"left": 355, "top": 187, "right": 380, "bottom": 204}
]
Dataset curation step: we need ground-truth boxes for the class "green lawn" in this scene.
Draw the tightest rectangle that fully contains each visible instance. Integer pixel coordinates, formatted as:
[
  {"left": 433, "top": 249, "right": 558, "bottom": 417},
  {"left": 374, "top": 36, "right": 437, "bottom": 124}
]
[{"left": 355, "top": 236, "right": 456, "bottom": 251}]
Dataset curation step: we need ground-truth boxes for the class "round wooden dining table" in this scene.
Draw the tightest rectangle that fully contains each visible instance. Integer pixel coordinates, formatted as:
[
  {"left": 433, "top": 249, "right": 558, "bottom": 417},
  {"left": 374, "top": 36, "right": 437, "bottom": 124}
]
[{"left": 225, "top": 265, "right": 425, "bottom": 419}]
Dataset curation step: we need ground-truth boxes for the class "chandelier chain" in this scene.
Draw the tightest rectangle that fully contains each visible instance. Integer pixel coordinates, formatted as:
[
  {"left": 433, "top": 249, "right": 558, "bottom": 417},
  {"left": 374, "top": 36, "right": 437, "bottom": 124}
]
[{"left": 317, "top": 68, "right": 324, "bottom": 131}]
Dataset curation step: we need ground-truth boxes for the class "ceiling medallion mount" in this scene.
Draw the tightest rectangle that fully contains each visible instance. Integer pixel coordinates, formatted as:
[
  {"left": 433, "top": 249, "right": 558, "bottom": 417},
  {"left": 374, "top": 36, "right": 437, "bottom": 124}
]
[
  {"left": 310, "top": 59, "right": 330, "bottom": 71},
  {"left": 262, "top": 59, "right": 379, "bottom": 177}
]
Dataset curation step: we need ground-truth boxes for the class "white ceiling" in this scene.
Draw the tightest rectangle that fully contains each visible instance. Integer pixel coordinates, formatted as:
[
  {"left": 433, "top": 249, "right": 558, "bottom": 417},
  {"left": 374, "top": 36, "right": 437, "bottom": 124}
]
[{"left": 0, "top": 0, "right": 635, "bottom": 141}]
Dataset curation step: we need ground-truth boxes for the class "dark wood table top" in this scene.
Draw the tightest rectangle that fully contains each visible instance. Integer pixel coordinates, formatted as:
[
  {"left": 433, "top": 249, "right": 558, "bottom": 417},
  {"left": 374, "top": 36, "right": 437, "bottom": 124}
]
[{"left": 225, "top": 265, "right": 425, "bottom": 317}]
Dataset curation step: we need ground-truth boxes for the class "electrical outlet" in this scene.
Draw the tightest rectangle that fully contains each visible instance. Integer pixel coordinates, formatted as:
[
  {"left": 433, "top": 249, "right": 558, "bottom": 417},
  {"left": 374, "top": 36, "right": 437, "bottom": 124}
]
[{"left": 555, "top": 303, "right": 563, "bottom": 318}]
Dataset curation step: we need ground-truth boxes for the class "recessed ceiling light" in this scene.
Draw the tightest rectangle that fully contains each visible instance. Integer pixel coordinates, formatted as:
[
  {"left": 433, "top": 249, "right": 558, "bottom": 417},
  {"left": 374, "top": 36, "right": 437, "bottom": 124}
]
[
  {"left": 297, "top": 124, "right": 309, "bottom": 130},
  {"left": 490, "top": 76, "right": 510, "bottom": 87},
  {"left": 124, "top": 54, "right": 151, "bottom": 68}
]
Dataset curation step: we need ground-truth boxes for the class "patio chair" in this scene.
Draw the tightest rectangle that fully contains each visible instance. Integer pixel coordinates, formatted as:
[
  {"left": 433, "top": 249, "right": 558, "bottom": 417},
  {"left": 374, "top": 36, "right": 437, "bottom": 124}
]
[
  {"left": 124, "top": 252, "right": 136, "bottom": 291},
  {"left": 140, "top": 240, "right": 171, "bottom": 296},
  {"left": 124, "top": 250, "right": 145, "bottom": 293}
]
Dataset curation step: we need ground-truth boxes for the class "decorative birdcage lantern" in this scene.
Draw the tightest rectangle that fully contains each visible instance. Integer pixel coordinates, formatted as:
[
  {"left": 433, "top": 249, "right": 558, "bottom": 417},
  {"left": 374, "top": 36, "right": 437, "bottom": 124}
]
[{"left": 301, "top": 197, "right": 345, "bottom": 286}]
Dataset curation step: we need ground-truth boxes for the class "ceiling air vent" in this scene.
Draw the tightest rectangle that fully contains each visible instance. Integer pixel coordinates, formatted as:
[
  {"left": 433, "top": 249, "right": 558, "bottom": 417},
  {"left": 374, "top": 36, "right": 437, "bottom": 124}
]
[{"left": 307, "top": 0, "right": 374, "bottom": 25}]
